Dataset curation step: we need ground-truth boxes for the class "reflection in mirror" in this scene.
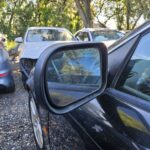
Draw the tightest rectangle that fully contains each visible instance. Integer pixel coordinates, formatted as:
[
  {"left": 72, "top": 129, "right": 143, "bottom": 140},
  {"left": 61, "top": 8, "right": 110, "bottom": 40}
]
[{"left": 46, "top": 48, "right": 102, "bottom": 107}]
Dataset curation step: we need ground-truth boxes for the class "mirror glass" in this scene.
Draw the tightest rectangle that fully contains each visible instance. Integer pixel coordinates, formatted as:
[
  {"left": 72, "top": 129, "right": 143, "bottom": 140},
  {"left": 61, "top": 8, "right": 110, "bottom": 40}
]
[{"left": 45, "top": 47, "right": 102, "bottom": 107}]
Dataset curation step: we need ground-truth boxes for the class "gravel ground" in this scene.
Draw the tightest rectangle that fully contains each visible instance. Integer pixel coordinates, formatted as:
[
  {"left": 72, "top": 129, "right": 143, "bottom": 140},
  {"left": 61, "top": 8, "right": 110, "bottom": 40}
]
[{"left": 0, "top": 62, "right": 85, "bottom": 150}]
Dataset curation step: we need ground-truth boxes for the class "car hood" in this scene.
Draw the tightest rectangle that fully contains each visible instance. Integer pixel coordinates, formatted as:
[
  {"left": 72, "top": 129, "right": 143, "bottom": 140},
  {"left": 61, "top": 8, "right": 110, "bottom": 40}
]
[{"left": 19, "top": 41, "right": 68, "bottom": 59}]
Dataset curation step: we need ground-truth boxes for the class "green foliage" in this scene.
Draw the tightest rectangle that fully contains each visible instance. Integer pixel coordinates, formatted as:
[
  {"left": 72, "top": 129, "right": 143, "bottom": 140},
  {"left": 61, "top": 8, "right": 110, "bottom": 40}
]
[
  {"left": 5, "top": 40, "right": 17, "bottom": 51},
  {"left": 93, "top": 0, "right": 150, "bottom": 30},
  {"left": 0, "top": 0, "right": 150, "bottom": 41},
  {"left": 0, "top": 0, "right": 83, "bottom": 40}
]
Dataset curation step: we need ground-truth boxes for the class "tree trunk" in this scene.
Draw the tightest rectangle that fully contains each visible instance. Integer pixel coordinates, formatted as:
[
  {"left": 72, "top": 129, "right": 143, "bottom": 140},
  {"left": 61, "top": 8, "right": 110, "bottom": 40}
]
[
  {"left": 8, "top": 1, "right": 18, "bottom": 31},
  {"left": 115, "top": 2, "right": 124, "bottom": 30},
  {"left": 126, "top": 0, "right": 130, "bottom": 30},
  {"left": 131, "top": 13, "right": 142, "bottom": 29},
  {"left": 74, "top": 0, "right": 92, "bottom": 27}
]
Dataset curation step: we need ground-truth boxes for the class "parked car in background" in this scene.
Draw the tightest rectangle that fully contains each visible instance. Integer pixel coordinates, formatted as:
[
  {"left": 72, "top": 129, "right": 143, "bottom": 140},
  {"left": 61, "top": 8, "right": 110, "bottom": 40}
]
[
  {"left": 0, "top": 41, "right": 15, "bottom": 93},
  {"left": 75, "top": 28, "right": 124, "bottom": 47},
  {"left": 15, "top": 27, "right": 77, "bottom": 88},
  {"left": 27, "top": 21, "right": 150, "bottom": 150}
]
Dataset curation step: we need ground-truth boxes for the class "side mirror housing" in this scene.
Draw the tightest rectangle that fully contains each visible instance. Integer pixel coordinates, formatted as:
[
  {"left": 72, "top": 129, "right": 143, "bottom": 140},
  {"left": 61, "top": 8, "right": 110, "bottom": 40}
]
[
  {"left": 34, "top": 42, "right": 108, "bottom": 114},
  {"left": 15, "top": 37, "right": 23, "bottom": 43}
]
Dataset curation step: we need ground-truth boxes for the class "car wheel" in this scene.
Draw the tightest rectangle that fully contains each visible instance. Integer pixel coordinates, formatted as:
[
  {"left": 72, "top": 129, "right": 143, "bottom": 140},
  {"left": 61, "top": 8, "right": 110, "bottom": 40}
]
[{"left": 29, "top": 93, "right": 50, "bottom": 149}]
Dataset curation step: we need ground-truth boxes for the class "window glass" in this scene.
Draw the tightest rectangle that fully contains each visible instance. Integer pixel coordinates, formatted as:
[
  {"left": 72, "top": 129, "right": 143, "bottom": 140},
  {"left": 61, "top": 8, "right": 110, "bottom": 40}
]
[
  {"left": 118, "top": 33, "right": 150, "bottom": 101},
  {"left": 27, "top": 29, "right": 74, "bottom": 42},
  {"left": 92, "top": 30, "right": 124, "bottom": 42}
]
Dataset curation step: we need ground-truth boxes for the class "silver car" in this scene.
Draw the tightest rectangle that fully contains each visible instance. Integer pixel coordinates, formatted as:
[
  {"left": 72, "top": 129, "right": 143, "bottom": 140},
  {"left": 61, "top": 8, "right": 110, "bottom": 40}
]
[
  {"left": 15, "top": 27, "right": 77, "bottom": 88},
  {"left": 75, "top": 28, "right": 124, "bottom": 47},
  {"left": 0, "top": 47, "right": 15, "bottom": 92}
]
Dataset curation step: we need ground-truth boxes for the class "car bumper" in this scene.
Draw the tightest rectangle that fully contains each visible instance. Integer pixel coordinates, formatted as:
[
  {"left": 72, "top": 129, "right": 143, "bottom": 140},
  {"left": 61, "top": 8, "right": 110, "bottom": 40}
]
[{"left": 0, "top": 71, "right": 15, "bottom": 92}]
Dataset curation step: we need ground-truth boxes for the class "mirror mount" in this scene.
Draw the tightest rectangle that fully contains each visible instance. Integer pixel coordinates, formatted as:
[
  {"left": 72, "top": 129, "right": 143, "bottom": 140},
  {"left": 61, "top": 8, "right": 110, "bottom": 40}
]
[
  {"left": 15, "top": 37, "right": 23, "bottom": 43},
  {"left": 34, "top": 42, "right": 108, "bottom": 114}
]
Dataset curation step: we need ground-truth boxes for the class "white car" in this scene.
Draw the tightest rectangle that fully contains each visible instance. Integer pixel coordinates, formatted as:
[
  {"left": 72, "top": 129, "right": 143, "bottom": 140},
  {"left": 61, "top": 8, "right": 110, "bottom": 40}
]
[
  {"left": 75, "top": 28, "right": 124, "bottom": 47},
  {"left": 15, "top": 27, "right": 76, "bottom": 88}
]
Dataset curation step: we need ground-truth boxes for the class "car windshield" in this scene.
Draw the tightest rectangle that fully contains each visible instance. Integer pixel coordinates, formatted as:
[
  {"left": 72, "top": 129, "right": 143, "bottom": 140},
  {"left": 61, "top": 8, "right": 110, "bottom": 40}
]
[
  {"left": 92, "top": 30, "right": 124, "bottom": 42},
  {"left": 26, "top": 29, "right": 75, "bottom": 42}
]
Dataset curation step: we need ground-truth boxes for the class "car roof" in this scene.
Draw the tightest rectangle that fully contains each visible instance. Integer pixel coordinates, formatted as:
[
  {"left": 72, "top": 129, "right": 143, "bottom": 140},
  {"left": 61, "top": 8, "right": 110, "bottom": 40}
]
[
  {"left": 77, "top": 28, "right": 117, "bottom": 32},
  {"left": 27, "top": 27, "right": 69, "bottom": 31}
]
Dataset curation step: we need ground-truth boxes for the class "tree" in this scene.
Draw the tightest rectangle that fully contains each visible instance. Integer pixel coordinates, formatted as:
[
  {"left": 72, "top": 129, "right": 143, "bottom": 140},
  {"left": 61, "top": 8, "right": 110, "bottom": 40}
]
[
  {"left": 92, "top": 0, "right": 150, "bottom": 30},
  {"left": 92, "top": 0, "right": 115, "bottom": 28},
  {"left": 111, "top": 0, "right": 150, "bottom": 30},
  {"left": 0, "top": 0, "right": 35, "bottom": 39},
  {"left": 74, "top": 0, "right": 93, "bottom": 27},
  {"left": 32, "top": 0, "right": 82, "bottom": 32},
  {"left": 1, "top": 0, "right": 150, "bottom": 41},
  {"left": 0, "top": 0, "right": 82, "bottom": 40}
]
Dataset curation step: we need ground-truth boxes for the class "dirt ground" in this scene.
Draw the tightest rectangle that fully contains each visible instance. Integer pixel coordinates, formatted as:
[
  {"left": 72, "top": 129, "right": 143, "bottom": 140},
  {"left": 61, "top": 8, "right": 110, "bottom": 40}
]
[{"left": 0, "top": 62, "right": 85, "bottom": 150}]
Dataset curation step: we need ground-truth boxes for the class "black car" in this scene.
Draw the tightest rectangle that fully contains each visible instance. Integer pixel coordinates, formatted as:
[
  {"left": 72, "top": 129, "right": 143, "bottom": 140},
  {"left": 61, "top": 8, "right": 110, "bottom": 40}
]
[{"left": 27, "top": 21, "right": 150, "bottom": 150}]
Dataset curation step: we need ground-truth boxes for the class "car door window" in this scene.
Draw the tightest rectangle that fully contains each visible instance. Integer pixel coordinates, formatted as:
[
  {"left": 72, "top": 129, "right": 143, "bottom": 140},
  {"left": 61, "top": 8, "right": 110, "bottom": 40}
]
[
  {"left": 117, "top": 32, "right": 150, "bottom": 101},
  {"left": 76, "top": 32, "right": 90, "bottom": 41}
]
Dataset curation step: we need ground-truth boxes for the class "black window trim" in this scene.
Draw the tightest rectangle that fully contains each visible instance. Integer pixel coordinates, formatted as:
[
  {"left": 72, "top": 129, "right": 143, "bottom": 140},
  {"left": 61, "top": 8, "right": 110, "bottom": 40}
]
[{"left": 111, "top": 29, "right": 150, "bottom": 89}]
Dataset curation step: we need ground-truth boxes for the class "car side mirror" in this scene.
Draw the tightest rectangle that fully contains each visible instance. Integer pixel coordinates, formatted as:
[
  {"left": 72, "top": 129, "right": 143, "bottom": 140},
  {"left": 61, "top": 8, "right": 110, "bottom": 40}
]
[
  {"left": 34, "top": 42, "right": 108, "bottom": 114},
  {"left": 15, "top": 37, "right": 23, "bottom": 43}
]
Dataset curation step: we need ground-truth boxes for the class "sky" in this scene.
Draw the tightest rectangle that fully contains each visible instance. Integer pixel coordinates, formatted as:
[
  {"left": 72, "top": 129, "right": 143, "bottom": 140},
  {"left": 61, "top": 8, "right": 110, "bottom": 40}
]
[{"left": 97, "top": 15, "right": 145, "bottom": 30}]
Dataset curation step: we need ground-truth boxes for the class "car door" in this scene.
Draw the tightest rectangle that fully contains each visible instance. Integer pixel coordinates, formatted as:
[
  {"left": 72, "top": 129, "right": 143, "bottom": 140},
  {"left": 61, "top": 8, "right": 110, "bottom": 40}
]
[{"left": 69, "top": 31, "right": 150, "bottom": 150}]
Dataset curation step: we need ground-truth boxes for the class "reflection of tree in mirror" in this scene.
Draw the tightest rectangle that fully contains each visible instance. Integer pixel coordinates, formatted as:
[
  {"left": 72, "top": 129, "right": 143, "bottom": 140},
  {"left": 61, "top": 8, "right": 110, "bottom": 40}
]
[
  {"left": 61, "top": 48, "right": 100, "bottom": 76},
  {"left": 65, "top": 48, "right": 98, "bottom": 58},
  {"left": 47, "top": 48, "right": 101, "bottom": 85}
]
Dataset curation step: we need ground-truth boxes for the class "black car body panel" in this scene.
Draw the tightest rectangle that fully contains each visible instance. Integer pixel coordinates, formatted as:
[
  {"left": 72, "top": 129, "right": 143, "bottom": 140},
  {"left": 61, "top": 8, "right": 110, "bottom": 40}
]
[
  {"left": 65, "top": 21, "right": 150, "bottom": 150},
  {"left": 69, "top": 89, "right": 150, "bottom": 149}
]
